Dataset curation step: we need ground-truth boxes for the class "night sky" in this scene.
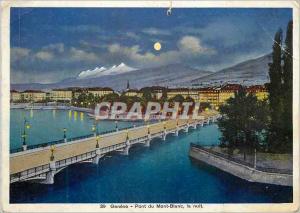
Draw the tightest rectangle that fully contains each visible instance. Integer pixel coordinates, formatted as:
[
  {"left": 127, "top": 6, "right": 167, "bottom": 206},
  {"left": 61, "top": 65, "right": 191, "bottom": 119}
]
[{"left": 10, "top": 8, "right": 292, "bottom": 83}]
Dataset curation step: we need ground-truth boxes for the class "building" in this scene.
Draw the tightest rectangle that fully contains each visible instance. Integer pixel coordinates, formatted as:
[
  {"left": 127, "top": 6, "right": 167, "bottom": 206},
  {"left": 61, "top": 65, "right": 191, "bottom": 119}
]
[
  {"left": 124, "top": 89, "right": 143, "bottom": 97},
  {"left": 21, "top": 90, "right": 46, "bottom": 102},
  {"left": 151, "top": 87, "right": 164, "bottom": 100},
  {"left": 50, "top": 88, "right": 73, "bottom": 101},
  {"left": 167, "top": 88, "right": 200, "bottom": 102},
  {"left": 140, "top": 86, "right": 165, "bottom": 100},
  {"left": 71, "top": 88, "right": 87, "bottom": 99},
  {"left": 87, "top": 87, "right": 114, "bottom": 98},
  {"left": 218, "top": 84, "right": 241, "bottom": 106},
  {"left": 10, "top": 90, "right": 21, "bottom": 102},
  {"left": 246, "top": 85, "right": 268, "bottom": 100},
  {"left": 198, "top": 87, "right": 219, "bottom": 107}
]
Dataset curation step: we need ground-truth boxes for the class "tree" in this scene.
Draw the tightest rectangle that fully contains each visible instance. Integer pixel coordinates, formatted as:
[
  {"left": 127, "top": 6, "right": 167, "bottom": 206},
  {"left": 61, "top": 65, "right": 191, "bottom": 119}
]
[
  {"left": 185, "top": 96, "right": 194, "bottom": 103},
  {"left": 218, "top": 87, "right": 269, "bottom": 159},
  {"left": 169, "top": 94, "right": 185, "bottom": 103},
  {"left": 267, "top": 28, "right": 285, "bottom": 152},
  {"left": 140, "top": 88, "right": 153, "bottom": 102},
  {"left": 282, "top": 21, "right": 293, "bottom": 152},
  {"left": 267, "top": 22, "right": 293, "bottom": 153},
  {"left": 161, "top": 88, "right": 168, "bottom": 102},
  {"left": 102, "top": 93, "right": 119, "bottom": 103},
  {"left": 199, "top": 102, "right": 211, "bottom": 111}
]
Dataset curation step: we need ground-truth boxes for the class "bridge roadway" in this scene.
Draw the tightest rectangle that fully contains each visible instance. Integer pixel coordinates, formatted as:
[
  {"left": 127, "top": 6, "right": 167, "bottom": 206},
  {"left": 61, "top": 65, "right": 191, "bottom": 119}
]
[{"left": 10, "top": 111, "right": 220, "bottom": 184}]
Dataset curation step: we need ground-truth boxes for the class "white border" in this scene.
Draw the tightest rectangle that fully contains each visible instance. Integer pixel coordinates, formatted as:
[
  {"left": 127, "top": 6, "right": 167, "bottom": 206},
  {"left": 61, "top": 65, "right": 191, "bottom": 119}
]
[{"left": 1, "top": 1, "right": 299, "bottom": 212}]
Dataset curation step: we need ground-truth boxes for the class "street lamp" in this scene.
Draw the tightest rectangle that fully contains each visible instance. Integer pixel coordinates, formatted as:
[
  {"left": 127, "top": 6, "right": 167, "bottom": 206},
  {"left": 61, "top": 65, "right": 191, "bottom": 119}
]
[
  {"left": 63, "top": 128, "right": 67, "bottom": 142},
  {"left": 126, "top": 130, "right": 129, "bottom": 141},
  {"left": 115, "top": 120, "right": 119, "bottom": 131},
  {"left": 96, "top": 135, "right": 100, "bottom": 148},
  {"left": 147, "top": 125, "right": 150, "bottom": 135},
  {"left": 21, "top": 118, "right": 30, "bottom": 151},
  {"left": 50, "top": 145, "right": 55, "bottom": 161}
]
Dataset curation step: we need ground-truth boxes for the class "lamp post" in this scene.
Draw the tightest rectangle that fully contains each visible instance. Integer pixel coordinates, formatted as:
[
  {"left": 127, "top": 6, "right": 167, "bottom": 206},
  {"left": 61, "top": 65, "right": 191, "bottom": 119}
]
[
  {"left": 126, "top": 130, "right": 129, "bottom": 142},
  {"left": 50, "top": 145, "right": 55, "bottom": 161},
  {"left": 21, "top": 118, "right": 30, "bottom": 151},
  {"left": 63, "top": 128, "right": 67, "bottom": 142},
  {"left": 96, "top": 135, "right": 100, "bottom": 148},
  {"left": 147, "top": 125, "right": 150, "bottom": 135},
  {"left": 115, "top": 120, "right": 119, "bottom": 131}
]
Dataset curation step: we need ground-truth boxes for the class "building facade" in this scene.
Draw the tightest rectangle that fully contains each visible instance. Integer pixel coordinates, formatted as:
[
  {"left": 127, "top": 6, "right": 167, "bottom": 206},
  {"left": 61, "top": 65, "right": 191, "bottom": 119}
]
[
  {"left": 218, "top": 84, "right": 242, "bottom": 106},
  {"left": 10, "top": 90, "right": 21, "bottom": 102},
  {"left": 246, "top": 85, "right": 268, "bottom": 101},
  {"left": 21, "top": 90, "right": 46, "bottom": 102},
  {"left": 167, "top": 88, "right": 200, "bottom": 102},
  {"left": 198, "top": 87, "right": 219, "bottom": 107},
  {"left": 124, "top": 89, "right": 143, "bottom": 97},
  {"left": 87, "top": 87, "right": 114, "bottom": 98},
  {"left": 50, "top": 89, "right": 73, "bottom": 101}
]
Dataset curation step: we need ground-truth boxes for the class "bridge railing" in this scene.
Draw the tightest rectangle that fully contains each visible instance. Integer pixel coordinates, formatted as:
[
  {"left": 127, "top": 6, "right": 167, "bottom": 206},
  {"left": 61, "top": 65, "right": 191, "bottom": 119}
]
[
  {"left": 10, "top": 147, "right": 24, "bottom": 154},
  {"left": 10, "top": 142, "right": 128, "bottom": 182},
  {"left": 67, "top": 134, "right": 94, "bottom": 142},
  {"left": 10, "top": 139, "right": 65, "bottom": 154},
  {"left": 55, "top": 150, "right": 97, "bottom": 168},
  {"left": 190, "top": 143, "right": 292, "bottom": 175},
  {"left": 10, "top": 164, "right": 50, "bottom": 183},
  {"left": 10, "top": 116, "right": 211, "bottom": 154},
  {"left": 10, "top": 123, "right": 146, "bottom": 154}
]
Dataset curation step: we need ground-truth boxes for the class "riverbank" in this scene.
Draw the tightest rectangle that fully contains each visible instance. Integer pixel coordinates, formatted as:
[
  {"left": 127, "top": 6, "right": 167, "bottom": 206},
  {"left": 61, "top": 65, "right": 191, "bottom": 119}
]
[
  {"left": 189, "top": 144, "right": 292, "bottom": 186},
  {"left": 10, "top": 103, "right": 93, "bottom": 113}
]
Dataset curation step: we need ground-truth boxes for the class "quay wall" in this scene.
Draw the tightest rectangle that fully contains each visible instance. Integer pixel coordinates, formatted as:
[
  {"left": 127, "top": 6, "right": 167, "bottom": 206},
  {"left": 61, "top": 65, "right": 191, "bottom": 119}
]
[
  {"left": 10, "top": 103, "right": 93, "bottom": 113},
  {"left": 189, "top": 146, "right": 292, "bottom": 187}
]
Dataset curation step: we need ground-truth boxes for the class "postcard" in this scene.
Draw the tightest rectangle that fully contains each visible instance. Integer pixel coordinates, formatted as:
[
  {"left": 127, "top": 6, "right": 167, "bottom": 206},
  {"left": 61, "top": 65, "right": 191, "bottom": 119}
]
[{"left": 0, "top": 0, "right": 299, "bottom": 212}]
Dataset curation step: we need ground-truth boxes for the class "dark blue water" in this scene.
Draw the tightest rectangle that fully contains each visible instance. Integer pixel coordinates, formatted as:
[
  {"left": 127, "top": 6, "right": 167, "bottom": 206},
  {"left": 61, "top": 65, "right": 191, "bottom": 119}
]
[
  {"left": 10, "top": 110, "right": 292, "bottom": 203},
  {"left": 10, "top": 109, "right": 143, "bottom": 150}
]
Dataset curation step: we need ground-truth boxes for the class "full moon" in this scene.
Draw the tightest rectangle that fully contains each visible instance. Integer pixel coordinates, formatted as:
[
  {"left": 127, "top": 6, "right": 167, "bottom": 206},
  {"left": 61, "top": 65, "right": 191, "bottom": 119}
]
[{"left": 154, "top": 42, "right": 162, "bottom": 51}]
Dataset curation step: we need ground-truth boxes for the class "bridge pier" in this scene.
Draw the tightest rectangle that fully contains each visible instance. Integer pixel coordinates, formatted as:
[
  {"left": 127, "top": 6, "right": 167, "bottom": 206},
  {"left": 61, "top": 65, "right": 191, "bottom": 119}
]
[
  {"left": 175, "top": 127, "right": 179, "bottom": 136},
  {"left": 192, "top": 123, "right": 197, "bottom": 129},
  {"left": 122, "top": 145, "right": 130, "bottom": 155},
  {"left": 92, "top": 148, "right": 104, "bottom": 165},
  {"left": 184, "top": 125, "right": 189, "bottom": 133},
  {"left": 212, "top": 116, "right": 218, "bottom": 123},
  {"left": 22, "top": 144, "right": 27, "bottom": 151},
  {"left": 121, "top": 139, "right": 131, "bottom": 155},
  {"left": 144, "top": 134, "right": 151, "bottom": 147},
  {"left": 41, "top": 161, "right": 56, "bottom": 184},
  {"left": 162, "top": 130, "right": 167, "bottom": 141}
]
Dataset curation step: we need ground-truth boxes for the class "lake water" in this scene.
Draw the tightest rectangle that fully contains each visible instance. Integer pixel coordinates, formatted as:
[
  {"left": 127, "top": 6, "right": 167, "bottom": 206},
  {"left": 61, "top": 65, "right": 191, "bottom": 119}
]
[{"left": 10, "top": 109, "right": 292, "bottom": 203}]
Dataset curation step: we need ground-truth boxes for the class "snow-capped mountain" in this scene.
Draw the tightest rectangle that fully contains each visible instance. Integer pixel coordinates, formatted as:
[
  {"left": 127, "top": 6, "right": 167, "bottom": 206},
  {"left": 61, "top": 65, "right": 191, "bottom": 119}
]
[{"left": 77, "top": 63, "right": 137, "bottom": 79}]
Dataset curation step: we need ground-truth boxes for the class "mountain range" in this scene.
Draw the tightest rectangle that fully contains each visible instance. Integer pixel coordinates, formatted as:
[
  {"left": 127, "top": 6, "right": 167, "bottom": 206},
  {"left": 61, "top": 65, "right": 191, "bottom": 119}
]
[
  {"left": 77, "top": 63, "right": 137, "bottom": 79},
  {"left": 191, "top": 54, "right": 272, "bottom": 86},
  {"left": 11, "top": 53, "right": 272, "bottom": 91}
]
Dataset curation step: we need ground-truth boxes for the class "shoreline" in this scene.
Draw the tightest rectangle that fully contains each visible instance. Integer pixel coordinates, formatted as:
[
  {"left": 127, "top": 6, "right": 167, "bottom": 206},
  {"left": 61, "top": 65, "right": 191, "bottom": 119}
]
[
  {"left": 189, "top": 144, "right": 292, "bottom": 187},
  {"left": 10, "top": 103, "right": 93, "bottom": 113}
]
